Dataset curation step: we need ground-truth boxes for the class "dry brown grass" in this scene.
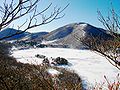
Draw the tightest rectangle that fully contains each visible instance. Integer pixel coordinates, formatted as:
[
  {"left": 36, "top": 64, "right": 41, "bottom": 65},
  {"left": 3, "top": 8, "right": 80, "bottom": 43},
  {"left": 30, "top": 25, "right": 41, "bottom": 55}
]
[{"left": 0, "top": 43, "right": 83, "bottom": 90}]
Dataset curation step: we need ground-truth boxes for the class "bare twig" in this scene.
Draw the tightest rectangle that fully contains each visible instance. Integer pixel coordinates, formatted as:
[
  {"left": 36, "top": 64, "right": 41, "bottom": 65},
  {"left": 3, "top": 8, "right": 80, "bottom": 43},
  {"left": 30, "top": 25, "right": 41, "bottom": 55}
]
[{"left": 0, "top": 0, "right": 69, "bottom": 40}]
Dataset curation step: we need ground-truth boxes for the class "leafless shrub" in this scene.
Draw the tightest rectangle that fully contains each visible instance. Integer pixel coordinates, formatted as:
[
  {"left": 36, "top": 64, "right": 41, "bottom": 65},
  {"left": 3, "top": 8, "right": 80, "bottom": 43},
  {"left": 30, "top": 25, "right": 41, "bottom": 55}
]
[{"left": 92, "top": 74, "right": 120, "bottom": 90}]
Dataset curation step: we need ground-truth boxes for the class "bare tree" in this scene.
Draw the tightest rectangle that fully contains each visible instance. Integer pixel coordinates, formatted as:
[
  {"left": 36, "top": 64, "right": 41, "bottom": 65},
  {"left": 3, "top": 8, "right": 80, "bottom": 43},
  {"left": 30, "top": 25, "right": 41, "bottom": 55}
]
[
  {"left": 0, "top": 0, "right": 69, "bottom": 40},
  {"left": 79, "top": 4, "right": 120, "bottom": 70},
  {"left": 98, "top": 4, "right": 120, "bottom": 35}
]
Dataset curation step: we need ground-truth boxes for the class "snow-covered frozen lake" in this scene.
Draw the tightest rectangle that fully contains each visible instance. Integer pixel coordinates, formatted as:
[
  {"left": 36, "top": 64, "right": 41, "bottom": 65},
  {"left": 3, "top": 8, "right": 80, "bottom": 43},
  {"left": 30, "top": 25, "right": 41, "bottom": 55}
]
[{"left": 12, "top": 47, "right": 119, "bottom": 88}]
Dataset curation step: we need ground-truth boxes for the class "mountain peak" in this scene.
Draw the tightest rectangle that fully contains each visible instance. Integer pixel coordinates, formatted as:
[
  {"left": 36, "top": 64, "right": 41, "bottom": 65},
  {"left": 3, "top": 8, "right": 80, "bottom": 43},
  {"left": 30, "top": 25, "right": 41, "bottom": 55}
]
[{"left": 42, "top": 22, "right": 112, "bottom": 49}]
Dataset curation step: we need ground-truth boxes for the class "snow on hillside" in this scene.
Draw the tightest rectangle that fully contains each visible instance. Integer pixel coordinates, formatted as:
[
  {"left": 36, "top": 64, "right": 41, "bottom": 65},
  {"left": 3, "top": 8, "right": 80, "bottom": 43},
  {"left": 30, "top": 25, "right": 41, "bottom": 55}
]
[
  {"left": 41, "top": 40, "right": 58, "bottom": 45},
  {"left": 12, "top": 48, "right": 119, "bottom": 88}
]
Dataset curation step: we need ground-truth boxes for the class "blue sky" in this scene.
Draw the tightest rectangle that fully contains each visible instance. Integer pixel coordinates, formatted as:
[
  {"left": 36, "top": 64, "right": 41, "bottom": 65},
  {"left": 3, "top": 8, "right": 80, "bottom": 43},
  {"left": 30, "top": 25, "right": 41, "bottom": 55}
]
[{"left": 1, "top": 0, "right": 120, "bottom": 32}]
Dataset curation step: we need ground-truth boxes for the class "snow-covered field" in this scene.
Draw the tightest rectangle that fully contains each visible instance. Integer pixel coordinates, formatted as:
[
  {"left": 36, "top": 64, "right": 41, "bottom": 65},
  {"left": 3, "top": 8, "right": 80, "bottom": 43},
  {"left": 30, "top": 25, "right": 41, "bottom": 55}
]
[{"left": 12, "top": 47, "right": 119, "bottom": 88}]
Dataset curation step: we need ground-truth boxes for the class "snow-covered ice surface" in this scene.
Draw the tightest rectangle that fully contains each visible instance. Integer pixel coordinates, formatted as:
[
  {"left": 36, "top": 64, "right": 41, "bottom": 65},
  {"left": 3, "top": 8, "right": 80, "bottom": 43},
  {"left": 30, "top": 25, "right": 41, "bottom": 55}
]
[{"left": 12, "top": 48, "right": 119, "bottom": 89}]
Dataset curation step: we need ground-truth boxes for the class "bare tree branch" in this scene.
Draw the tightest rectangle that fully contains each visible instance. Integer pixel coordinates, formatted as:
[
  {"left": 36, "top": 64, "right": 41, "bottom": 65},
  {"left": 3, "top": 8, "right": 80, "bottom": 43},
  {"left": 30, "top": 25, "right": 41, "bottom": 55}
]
[
  {"left": 0, "top": 0, "right": 69, "bottom": 40},
  {"left": 78, "top": 33, "right": 120, "bottom": 70}
]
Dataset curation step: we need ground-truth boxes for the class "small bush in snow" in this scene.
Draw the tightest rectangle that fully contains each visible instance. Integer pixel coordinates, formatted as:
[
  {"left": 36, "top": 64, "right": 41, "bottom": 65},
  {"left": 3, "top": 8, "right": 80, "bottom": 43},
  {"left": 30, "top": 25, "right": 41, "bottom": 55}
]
[
  {"left": 53, "top": 57, "right": 68, "bottom": 65},
  {"left": 35, "top": 54, "right": 46, "bottom": 58},
  {"left": 42, "top": 58, "right": 50, "bottom": 65}
]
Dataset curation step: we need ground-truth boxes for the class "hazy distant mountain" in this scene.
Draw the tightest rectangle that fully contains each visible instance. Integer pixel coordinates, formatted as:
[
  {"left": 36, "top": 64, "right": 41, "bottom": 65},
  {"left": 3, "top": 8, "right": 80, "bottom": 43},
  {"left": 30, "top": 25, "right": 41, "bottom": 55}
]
[
  {"left": 42, "top": 23, "right": 112, "bottom": 49},
  {"left": 0, "top": 28, "right": 30, "bottom": 40},
  {"left": 0, "top": 28, "right": 48, "bottom": 41}
]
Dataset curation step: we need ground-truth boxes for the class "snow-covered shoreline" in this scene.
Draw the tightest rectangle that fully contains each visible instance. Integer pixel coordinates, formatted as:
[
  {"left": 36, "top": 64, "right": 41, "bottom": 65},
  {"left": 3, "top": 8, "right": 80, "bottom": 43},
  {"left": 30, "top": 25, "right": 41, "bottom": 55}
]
[{"left": 12, "top": 47, "right": 119, "bottom": 88}]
